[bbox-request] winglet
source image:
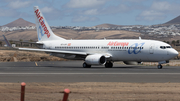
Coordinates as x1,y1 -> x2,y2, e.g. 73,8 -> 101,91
3,35 -> 12,48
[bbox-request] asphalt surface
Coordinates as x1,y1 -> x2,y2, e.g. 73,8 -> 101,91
0,61 -> 180,82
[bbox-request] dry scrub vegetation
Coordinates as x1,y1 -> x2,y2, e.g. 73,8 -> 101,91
0,82 -> 180,101
0,49 -> 65,62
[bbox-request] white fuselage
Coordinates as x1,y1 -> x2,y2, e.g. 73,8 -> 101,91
41,39 -> 178,62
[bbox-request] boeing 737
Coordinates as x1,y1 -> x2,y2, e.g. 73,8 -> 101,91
3,6 -> 179,69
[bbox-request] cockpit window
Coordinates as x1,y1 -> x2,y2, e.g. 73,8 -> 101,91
166,46 -> 171,48
160,46 -> 172,49
160,46 -> 165,49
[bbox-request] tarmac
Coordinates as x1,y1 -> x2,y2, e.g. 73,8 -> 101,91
0,61 -> 180,82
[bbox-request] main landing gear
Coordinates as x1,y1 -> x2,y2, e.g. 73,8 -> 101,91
83,62 -> 91,68
82,61 -> 113,68
157,64 -> 162,69
105,61 -> 113,68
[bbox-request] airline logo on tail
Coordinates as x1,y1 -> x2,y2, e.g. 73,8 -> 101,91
35,9 -> 50,38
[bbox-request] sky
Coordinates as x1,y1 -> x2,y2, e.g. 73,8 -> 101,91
1,0 -> 180,27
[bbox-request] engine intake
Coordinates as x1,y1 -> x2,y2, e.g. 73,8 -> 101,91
85,54 -> 106,65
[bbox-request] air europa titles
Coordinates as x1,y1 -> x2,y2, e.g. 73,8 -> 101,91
35,9 -> 50,38
107,41 -> 129,47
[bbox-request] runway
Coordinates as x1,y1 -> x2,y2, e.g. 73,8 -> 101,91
0,61 -> 180,82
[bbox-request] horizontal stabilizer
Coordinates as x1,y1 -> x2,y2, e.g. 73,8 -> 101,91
3,35 -> 12,48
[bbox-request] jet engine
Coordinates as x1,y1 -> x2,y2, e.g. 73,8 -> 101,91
85,54 -> 106,65
123,61 -> 142,65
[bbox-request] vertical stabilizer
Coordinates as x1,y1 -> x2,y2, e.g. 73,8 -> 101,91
34,6 -> 66,41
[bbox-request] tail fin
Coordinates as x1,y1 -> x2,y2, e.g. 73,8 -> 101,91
34,6 -> 66,41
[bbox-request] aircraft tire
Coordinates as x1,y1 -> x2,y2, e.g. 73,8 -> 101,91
105,62 -> 113,68
83,62 -> 91,68
157,64 -> 162,69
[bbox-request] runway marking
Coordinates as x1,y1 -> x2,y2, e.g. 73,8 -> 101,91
0,73 -> 180,75
35,62 -> 38,66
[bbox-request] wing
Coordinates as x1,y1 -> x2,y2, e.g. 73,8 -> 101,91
3,35 -> 112,58
18,47 -> 112,58
18,47 -> 87,55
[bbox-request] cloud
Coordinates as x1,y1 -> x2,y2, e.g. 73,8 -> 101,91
137,1 -> 180,21
83,9 -> 98,15
65,0 -> 132,23
81,4 -> 130,16
37,6 -> 64,20
137,10 -> 165,21
122,0 -> 146,2
100,4 -> 130,15
151,1 -> 180,11
72,16 -> 99,22
0,8 -> 31,19
0,8 -> 18,17
151,1 -> 171,11
8,0 -> 32,9
41,7 -> 54,13
64,0 -> 108,8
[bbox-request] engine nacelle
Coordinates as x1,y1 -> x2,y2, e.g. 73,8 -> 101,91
123,61 -> 141,65
85,54 -> 106,65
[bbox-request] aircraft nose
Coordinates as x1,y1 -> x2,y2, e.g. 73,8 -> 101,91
170,49 -> 179,57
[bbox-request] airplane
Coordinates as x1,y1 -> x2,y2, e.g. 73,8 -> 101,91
3,6 -> 179,69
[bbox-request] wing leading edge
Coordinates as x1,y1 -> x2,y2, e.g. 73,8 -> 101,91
3,35 -> 111,59
18,47 -> 87,55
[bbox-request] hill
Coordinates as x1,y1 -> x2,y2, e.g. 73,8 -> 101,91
3,18 -> 35,27
96,15 -> 180,26
0,29 -> 180,45
95,23 -> 122,28
164,15 -> 180,25
0,29 -> 141,41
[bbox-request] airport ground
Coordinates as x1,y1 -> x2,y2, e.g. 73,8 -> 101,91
1,82 -> 180,101
0,49 -> 180,101
0,61 -> 180,101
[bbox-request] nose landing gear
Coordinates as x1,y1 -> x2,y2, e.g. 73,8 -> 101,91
157,60 -> 169,69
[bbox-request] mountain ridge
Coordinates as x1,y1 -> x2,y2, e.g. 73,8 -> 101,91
3,18 -> 35,27
95,23 -> 123,28
164,16 -> 180,25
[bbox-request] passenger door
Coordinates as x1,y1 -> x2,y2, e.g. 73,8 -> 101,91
149,44 -> 154,54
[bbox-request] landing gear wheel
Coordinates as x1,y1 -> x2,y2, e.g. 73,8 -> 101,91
157,64 -> 162,69
83,62 -> 91,68
105,62 -> 113,68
